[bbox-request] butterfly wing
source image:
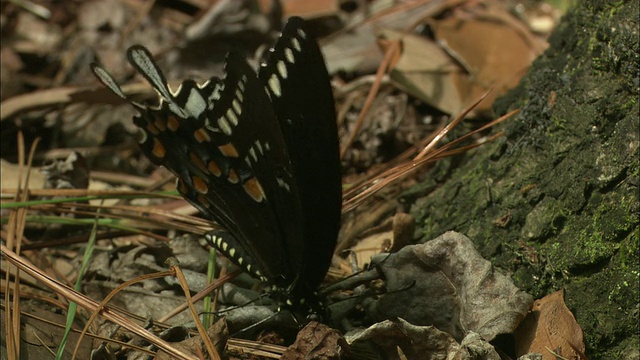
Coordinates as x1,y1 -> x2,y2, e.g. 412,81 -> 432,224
259,17 -> 342,292
91,17 -> 340,300
92,47 -> 302,286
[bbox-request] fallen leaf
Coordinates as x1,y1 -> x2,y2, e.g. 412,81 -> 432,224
430,11 -> 546,114
380,29 -> 466,115
350,212 -> 415,268
1,159 -> 47,190
281,321 -> 348,360
345,318 -> 501,360
367,231 -> 533,341
515,289 -> 587,360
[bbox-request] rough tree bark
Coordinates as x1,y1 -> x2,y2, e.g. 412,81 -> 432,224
408,1 -> 638,358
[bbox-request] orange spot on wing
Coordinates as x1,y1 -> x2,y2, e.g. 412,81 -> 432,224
243,178 -> 265,202
192,175 -> 208,194
167,116 -> 180,131
194,128 -> 211,143
227,169 -> 239,184
190,152 -> 208,173
154,117 -> 167,131
177,178 -> 188,195
146,123 -> 160,135
208,160 -> 221,177
218,143 -> 239,157
152,139 -> 166,158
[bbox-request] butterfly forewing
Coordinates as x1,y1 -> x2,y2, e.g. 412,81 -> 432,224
259,18 -> 341,291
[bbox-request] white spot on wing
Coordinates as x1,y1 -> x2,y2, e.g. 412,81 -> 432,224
268,74 -> 281,97
185,88 -> 206,117
232,99 -> 241,115
277,61 -> 288,79
218,116 -> 232,135
208,85 -> 222,103
277,177 -> 291,192
226,108 -> 238,126
291,38 -> 301,51
285,48 -> 295,63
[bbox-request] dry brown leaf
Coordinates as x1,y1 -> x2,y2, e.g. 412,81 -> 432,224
281,321 -> 348,360
322,1 -> 458,74
156,319 -> 228,360
380,29 -> 466,115
345,319 -> 501,360
1,159 -> 47,191
14,303 -> 94,359
515,289 -> 587,360
430,13 -> 546,114
368,231 -> 533,342
349,212 -> 415,268
278,0 -> 339,19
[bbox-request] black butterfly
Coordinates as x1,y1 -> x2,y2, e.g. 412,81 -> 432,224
91,17 -> 341,316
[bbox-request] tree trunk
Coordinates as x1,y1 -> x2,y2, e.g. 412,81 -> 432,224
410,0 -> 638,357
